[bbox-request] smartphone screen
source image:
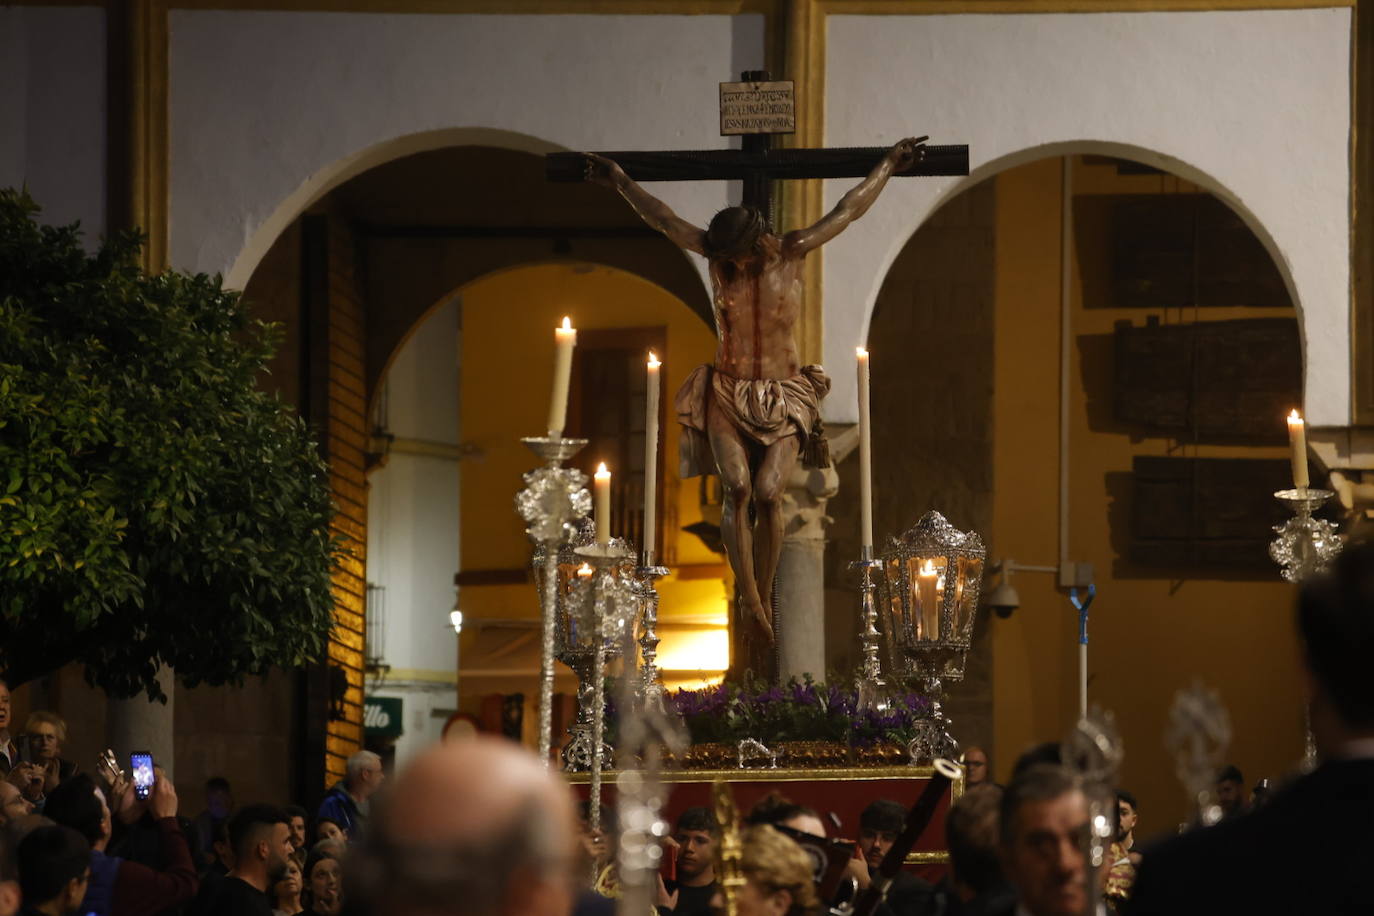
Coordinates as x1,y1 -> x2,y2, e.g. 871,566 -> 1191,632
130,752 -> 154,800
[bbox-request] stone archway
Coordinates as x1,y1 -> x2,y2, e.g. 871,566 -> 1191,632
825,150 -> 1303,824
239,140 -> 720,773
856,141 -> 1305,363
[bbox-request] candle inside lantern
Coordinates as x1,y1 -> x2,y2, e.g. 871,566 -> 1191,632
1287,409 -> 1309,490
572,563 -> 593,643
857,347 -> 874,550
594,463 -> 612,546
644,351 -> 661,560
916,559 -> 942,641
548,316 -> 577,437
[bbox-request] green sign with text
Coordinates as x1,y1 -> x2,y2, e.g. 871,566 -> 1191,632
363,696 -> 403,737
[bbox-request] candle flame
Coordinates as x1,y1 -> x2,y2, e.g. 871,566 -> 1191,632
856,346 -> 868,358
561,316 -> 572,331
1288,409 -> 1303,424
648,350 -> 661,368
576,563 -> 593,578
595,462 -> 610,478
919,559 -> 937,576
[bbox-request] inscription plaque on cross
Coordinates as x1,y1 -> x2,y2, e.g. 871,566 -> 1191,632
548,71 -> 968,682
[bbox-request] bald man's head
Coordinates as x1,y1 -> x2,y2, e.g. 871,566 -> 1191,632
347,737 -> 577,916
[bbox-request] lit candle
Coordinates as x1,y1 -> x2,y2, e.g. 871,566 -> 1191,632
917,560 -> 942,641
595,463 -> 612,546
548,317 -> 577,436
643,352 -> 661,561
857,347 -> 874,550
1287,409 -> 1309,490
572,563 -> 593,643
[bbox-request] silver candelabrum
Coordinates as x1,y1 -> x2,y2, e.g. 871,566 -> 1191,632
566,538 -> 637,837
852,544 -> 888,713
1165,681 -> 1232,827
532,522 -> 636,774
1064,707 -> 1124,913
515,435 -> 591,767
613,566 -> 688,916
633,554 -> 670,710
1269,487 -> 1342,583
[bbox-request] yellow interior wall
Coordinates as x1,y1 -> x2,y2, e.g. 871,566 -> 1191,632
457,262 -> 727,728
991,157 -> 1305,832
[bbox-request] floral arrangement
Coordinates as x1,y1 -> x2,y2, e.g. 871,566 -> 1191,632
663,676 -> 931,749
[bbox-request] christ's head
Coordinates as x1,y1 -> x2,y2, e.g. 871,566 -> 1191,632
706,206 -> 767,261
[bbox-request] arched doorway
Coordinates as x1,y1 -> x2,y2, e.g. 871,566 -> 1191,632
829,153 -> 1303,829
240,142 -> 721,773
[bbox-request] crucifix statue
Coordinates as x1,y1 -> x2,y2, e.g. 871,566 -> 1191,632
549,72 -> 968,655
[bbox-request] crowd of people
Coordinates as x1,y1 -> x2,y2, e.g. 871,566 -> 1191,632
0,717 -> 385,916
0,538 -> 1370,915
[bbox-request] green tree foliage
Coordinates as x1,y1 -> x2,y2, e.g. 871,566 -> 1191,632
0,189 -> 339,699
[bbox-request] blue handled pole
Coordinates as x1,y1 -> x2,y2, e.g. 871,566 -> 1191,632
1069,585 -> 1096,719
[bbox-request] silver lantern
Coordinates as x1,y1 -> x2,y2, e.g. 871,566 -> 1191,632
878,510 -> 985,761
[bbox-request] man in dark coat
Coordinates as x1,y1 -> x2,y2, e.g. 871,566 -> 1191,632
1129,539 -> 1374,914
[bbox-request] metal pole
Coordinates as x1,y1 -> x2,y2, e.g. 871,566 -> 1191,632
539,550 -> 559,765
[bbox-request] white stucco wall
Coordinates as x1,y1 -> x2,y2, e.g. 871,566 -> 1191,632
366,297 -> 462,679
0,6 -> 107,241
365,297 -> 461,767
825,9 -> 1352,426
168,11 -> 765,287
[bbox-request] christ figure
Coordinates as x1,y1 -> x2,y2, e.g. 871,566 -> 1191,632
588,138 -> 921,644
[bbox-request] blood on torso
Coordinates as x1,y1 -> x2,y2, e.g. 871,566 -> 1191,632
708,238 -> 803,381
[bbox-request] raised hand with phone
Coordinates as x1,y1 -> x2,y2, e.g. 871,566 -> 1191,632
131,751 -> 154,800
45,762 -> 198,916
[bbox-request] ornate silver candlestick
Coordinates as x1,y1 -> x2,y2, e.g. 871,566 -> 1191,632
613,583 -> 688,916
852,545 -> 888,713
1064,707 -> 1123,915
569,539 -> 636,835
634,550 -> 670,708
1165,681 -> 1232,827
554,531 -> 634,773
516,435 -> 590,766
1270,487 -> 1341,583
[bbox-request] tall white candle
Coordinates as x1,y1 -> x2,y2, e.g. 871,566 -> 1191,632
595,463 -> 612,546
917,560 -> 942,640
547,317 -> 577,436
857,347 -> 874,550
1287,409 -> 1309,490
643,352 -> 661,560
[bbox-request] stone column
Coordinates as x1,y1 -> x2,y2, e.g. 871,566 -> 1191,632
776,462 -> 840,681
107,668 -> 175,775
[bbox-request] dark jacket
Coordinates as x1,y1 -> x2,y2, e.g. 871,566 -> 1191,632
316,783 -> 363,839
1129,758 -> 1374,915
81,817 -> 199,916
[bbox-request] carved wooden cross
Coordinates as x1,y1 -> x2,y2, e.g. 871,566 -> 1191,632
546,70 -> 969,228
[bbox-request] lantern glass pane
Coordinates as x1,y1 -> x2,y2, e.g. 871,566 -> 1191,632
954,555 -> 983,636
884,556 -> 910,645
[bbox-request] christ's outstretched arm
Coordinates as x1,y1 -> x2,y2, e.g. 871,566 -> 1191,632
782,137 -> 925,258
586,153 -> 709,256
